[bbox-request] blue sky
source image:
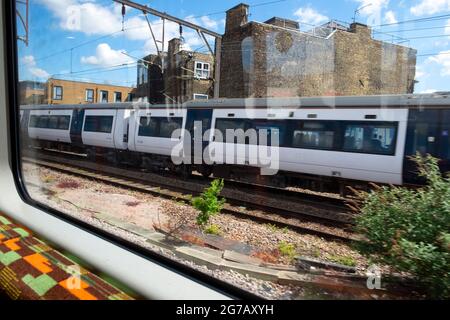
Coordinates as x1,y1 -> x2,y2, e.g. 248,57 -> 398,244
17,0 -> 450,93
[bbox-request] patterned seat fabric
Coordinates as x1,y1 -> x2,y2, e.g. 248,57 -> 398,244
0,213 -> 134,300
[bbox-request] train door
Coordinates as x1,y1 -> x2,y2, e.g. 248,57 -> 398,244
70,109 -> 85,147
184,109 -> 213,165
403,109 -> 441,184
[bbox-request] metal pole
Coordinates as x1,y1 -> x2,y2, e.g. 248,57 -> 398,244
214,38 -> 222,98
162,18 -> 165,69
113,0 -> 222,38
144,13 -> 161,58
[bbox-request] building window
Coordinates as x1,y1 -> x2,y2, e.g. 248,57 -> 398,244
194,62 -> 210,79
114,92 -> 122,102
193,94 -> 209,100
99,90 -> 108,103
85,89 -> 94,103
137,62 -> 148,85
53,86 -> 63,100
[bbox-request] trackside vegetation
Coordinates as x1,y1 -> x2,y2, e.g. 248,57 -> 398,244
353,154 -> 450,299
191,179 -> 226,229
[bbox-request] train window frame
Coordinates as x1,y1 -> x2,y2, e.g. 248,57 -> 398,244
341,121 -> 399,156
83,115 -> 114,134
138,116 -> 183,138
3,0 -> 263,300
290,120 -> 337,151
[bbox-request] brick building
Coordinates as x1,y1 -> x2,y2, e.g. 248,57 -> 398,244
45,78 -> 134,105
134,38 -> 215,104
19,81 -> 45,105
219,3 -> 417,98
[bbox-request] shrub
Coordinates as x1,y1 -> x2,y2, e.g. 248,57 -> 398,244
204,224 -> 221,235
191,179 -> 225,228
353,154 -> 450,298
327,255 -> 357,267
278,241 -> 296,260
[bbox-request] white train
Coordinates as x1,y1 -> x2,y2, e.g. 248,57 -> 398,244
19,94 -> 450,192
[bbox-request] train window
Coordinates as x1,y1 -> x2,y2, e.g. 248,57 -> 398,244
159,118 -> 183,138
48,116 -> 59,129
57,116 -> 71,130
84,116 -> 114,133
37,116 -> 49,128
29,115 -> 38,128
215,119 -> 246,135
139,117 -> 183,138
14,0 -> 450,302
342,122 -> 397,155
249,120 -> 286,146
138,117 -> 158,137
291,121 -> 336,150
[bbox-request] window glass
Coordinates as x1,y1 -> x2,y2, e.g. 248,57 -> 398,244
86,89 -> 94,102
53,86 -> 62,100
57,116 -> 71,130
343,122 -> 397,155
48,116 -> 59,129
159,118 -> 183,138
37,116 -> 49,128
194,62 -> 210,79
292,121 -> 336,150
114,92 -> 122,102
138,117 -> 158,137
29,115 -> 38,127
15,0 -> 450,301
249,120 -> 285,146
100,91 -> 108,103
84,116 -> 114,133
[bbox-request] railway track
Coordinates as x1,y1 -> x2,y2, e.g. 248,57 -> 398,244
22,149 -> 359,242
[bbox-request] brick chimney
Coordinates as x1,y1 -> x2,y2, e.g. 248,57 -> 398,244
349,22 -> 372,39
168,38 -> 182,56
225,3 -> 249,33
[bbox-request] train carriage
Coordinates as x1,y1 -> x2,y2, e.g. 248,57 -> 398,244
19,94 -> 450,190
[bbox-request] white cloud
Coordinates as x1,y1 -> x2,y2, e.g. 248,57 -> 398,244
427,50 -> 450,76
446,19 -> 450,35
355,0 -> 390,16
415,65 -> 428,79
410,0 -> 450,16
294,7 -> 329,26
384,10 -> 397,24
37,0 -> 219,55
21,55 -> 36,66
21,55 -> 50,79
81,43 -> 134,67
29,68 -> 50,79
420,89 -> 437,93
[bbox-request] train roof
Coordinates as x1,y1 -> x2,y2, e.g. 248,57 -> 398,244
19,93 -> 450,111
